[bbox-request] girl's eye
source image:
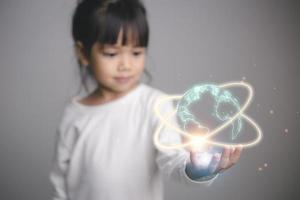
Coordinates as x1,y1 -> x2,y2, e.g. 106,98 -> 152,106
133,51 -> 143,56
103,52 -> 117,57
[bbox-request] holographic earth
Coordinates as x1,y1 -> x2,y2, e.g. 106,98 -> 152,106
177,83 -> 242,141
153,81 -> 262,151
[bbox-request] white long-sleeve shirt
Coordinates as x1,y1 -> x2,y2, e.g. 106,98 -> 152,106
49,83 -> 218,200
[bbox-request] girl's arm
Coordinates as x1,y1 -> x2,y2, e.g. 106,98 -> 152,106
49,127 -> 71,200
49,109 -> 76,200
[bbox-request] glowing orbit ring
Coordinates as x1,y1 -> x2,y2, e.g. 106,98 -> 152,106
153,81 -> 263,150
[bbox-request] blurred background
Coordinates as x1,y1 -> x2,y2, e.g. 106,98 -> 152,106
0,0 -> 299,199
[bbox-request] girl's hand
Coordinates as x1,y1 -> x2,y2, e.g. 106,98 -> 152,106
189,145 -> 243,174
213,146 -> 243,174
186,146 -> 242,181
185,121 -> 243,175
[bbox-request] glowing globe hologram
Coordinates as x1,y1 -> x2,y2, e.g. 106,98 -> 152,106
153,81 -> 263,151
177,83 -> 242,141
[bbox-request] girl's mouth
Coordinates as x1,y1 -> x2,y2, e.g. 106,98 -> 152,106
114,76 -> 132,84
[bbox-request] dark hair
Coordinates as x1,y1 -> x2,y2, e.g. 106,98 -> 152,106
72,0 -> 151,94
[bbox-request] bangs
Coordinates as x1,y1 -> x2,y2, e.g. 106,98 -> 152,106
96,1 -> 149,47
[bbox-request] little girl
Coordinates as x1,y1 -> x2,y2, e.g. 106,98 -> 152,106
49,0 -> 242,199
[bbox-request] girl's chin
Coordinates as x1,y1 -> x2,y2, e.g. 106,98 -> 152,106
112,81 -> 138,93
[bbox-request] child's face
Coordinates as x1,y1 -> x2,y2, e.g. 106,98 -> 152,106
88,29 -> 146,94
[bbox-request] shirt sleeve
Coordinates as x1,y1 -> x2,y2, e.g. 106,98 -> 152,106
151,92 -> 219,186
49,108 -> 77,200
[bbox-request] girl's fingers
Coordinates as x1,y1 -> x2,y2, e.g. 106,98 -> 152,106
230,146 -> 243,165
225,146 -> 243,169
216,147 -> 231,172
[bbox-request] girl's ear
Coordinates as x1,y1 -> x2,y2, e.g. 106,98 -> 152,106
75,41 -> 89,66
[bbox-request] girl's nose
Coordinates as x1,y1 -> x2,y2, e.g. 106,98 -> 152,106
118,54 -> 131,71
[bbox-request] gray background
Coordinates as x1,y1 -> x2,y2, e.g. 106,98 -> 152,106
0,0 -> 299,199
